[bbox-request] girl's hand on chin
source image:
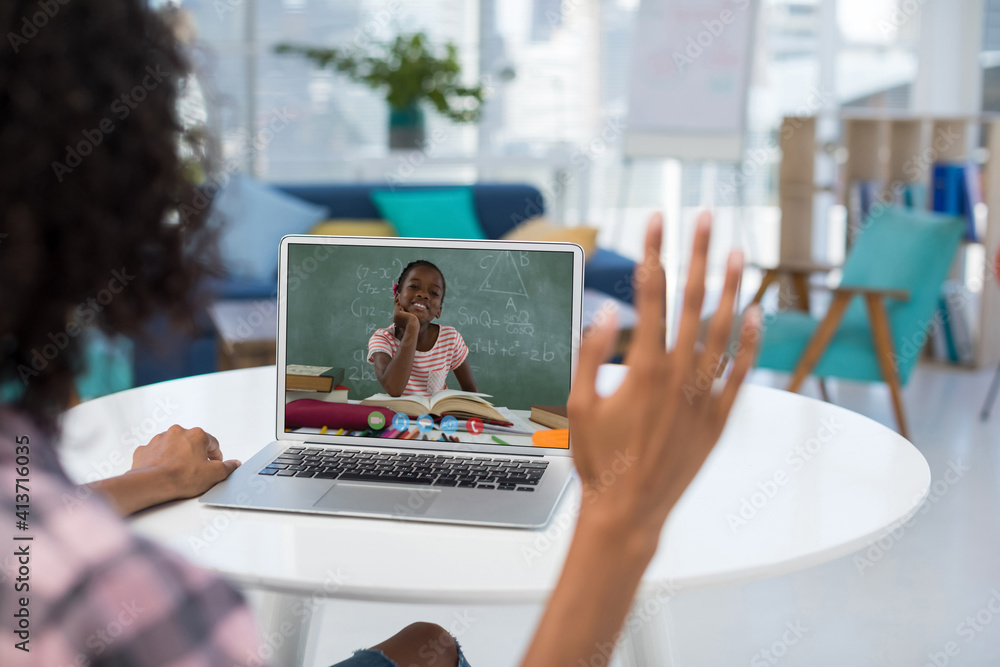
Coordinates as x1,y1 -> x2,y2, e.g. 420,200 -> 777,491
393,300 -> 420,334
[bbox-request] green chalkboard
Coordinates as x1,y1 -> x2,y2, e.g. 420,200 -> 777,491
284,243 -> 575,411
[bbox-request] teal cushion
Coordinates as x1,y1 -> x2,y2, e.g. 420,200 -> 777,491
210,174 -> 329,281
757,308 -> 887,384
1,329 -> 133,404
371,188 -> 486,239
75,330 -> 134,401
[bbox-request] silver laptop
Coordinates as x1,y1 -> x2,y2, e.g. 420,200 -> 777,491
200,234 -> 583,528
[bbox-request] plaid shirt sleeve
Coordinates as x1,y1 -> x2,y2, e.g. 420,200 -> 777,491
0,409 -> 266,667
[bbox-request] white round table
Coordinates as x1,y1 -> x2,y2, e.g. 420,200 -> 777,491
59,365 -> 930,666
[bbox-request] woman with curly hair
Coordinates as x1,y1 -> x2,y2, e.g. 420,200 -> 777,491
0,2 -> 468,665
0,1 -> 757,665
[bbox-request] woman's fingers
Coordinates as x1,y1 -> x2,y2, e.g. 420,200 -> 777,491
697,249 -> 743,384
626,213 -> 667,364
717,307 -> 760,416
571,309 -> 618,412
204,431 -> 223,461
673,212 -> 712,366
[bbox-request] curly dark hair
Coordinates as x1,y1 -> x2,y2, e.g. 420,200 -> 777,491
0,0 -> 217,430
395,260 -> 446,303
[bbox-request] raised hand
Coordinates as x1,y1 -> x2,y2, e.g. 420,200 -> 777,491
568,210 -> 760,534
522,211 -> 759,667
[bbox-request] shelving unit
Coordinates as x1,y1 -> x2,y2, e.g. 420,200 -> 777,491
777,112 -> 1000,368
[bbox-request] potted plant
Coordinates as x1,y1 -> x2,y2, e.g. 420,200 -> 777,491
275,33 -> 485,150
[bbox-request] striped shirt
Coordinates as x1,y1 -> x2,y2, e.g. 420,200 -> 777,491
367,324 -> 469,396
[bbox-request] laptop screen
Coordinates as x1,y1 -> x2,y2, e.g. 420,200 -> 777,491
280,239 -> 579,450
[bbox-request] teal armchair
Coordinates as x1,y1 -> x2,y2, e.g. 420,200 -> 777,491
751,208 -> 965,438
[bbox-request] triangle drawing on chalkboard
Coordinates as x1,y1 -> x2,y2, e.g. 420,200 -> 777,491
480,251 -> 528,297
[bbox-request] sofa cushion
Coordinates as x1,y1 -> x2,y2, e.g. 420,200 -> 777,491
371,188 -> 486,239
502,217 -> 598,259
584,248 -> 638,304
309,219 -> 396,237
210,174 -> 329,281
275,183 -> 545,240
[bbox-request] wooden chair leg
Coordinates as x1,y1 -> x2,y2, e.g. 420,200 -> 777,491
864,295 -> 910,440
791,271 -> 811,312
750,269 -> 778,307
788,293 -> 853,394
980,361 -> 1000,421
818,378 -> 831,403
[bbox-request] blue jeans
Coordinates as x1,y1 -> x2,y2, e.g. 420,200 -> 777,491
330,640 -> 472,667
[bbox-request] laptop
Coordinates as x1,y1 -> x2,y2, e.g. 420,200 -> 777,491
200,234 -> 583,528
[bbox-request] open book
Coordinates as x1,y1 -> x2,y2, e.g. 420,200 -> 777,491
360,389 -> 511,425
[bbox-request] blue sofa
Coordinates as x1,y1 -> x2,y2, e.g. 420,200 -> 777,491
133,182 -> 635,386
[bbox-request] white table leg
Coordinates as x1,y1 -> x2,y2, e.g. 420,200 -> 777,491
247,589 -> 317,667
617,592 -> 679,667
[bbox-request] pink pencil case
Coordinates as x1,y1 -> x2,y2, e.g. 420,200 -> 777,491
285,399 -> 394,431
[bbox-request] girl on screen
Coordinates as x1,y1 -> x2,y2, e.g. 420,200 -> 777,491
368,259 -> 478,396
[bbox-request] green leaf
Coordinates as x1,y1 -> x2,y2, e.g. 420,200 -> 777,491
270,31 -> 484,124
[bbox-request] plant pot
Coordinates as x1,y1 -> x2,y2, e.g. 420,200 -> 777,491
388,104 -> 425,150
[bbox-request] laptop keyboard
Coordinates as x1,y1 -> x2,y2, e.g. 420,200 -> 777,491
258,446 -> 548,492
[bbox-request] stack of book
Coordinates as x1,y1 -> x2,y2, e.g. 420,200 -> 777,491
285,365 -> 350,403
528,405 -> 568,429
928,281 -> 976,365
932,162 -> 982,241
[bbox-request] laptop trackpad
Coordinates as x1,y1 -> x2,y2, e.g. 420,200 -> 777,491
314,483 -> 440,516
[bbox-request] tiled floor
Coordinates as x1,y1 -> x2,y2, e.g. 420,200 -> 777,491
280,362 -> 999,667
